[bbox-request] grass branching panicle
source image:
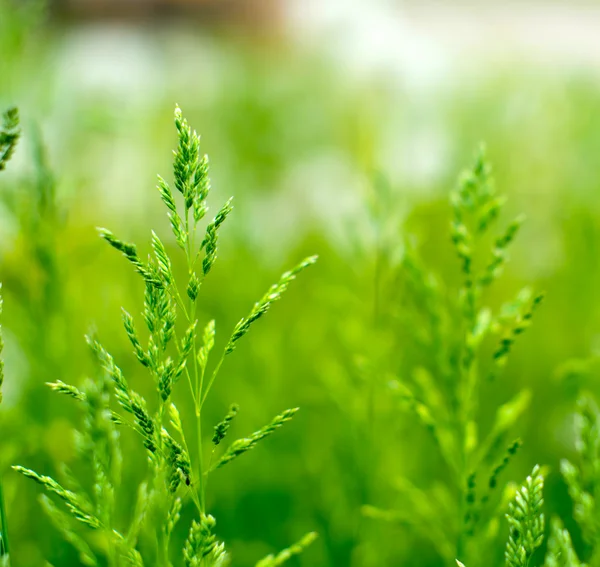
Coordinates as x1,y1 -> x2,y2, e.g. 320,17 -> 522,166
505,465 -> 545,567
366,147 -> 544,565
13,106 -> 317,566
0,106 -> 20,565
542,394 -> 600,566
561,396 -> 600,547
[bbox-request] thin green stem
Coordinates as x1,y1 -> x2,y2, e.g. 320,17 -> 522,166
196,410 -> 205,514
184,207 -> 206,515
157,525 -> 170,567
199,353 -> 226,409
106,529 -> 118,567
203,449 -> 216,495
177,418 -> 202,514
190,297 -> 205,514
0,478 -> 9,558
169,282 -> 189,321
198,355 -> 207,404
184,367 -> 198,410
172,331 -> 198,411
191,312 -> 200,410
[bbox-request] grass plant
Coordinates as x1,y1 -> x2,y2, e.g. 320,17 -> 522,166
2,18 -> 600,559
363,148 -> 544,565
12,107 -> 317,566
504,465 -> 545,567
541,395 -> 600,567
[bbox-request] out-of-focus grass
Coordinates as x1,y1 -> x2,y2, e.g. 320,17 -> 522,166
2,1 -> 600,565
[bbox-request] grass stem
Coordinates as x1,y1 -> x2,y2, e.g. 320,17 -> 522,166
0,478 -> 9,558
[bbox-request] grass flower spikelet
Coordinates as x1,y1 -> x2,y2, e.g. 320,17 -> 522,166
0,107 -> 19,171
215,408 -> 299,469
255,532 -> 318,567
225,256 -> 318,355
213,404 -> 239,446
505,465 -> 545,567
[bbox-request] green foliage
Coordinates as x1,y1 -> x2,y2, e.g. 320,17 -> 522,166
6,10 -> 600,562
543,518 -> 583,567
223,255 -> 318,357
0,105 -> 20,564
365,148 -> 544,565
0,108 -> 19,172
254,532 -> 319,567
562,397 -> 600,546
212,404 -> 239,446
12,466 -> 103,529
12,107 -> 317,566
542,395 -> 600,567
13,369 -> 122,565
183,515 -> 228,567
505,465 -> 545,567
214,408 -> 299,469
456,467 -> 546,567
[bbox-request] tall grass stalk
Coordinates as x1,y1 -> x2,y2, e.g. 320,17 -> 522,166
12,106 -> 317,566
363,147 -> 544,565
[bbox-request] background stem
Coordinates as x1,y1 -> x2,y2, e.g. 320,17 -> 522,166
0,477 -> 10,557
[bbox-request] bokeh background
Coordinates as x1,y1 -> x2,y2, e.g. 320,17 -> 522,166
2,0 -> 600,565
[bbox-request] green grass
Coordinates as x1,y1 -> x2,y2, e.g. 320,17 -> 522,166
0,105 -> 596,565
9,107 -> 317,566
5,1 -> 600,565
354,148 -> 545,566
3,103 -> 596,566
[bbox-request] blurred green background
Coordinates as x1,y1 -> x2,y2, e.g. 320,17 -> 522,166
2,0 -> 600,565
